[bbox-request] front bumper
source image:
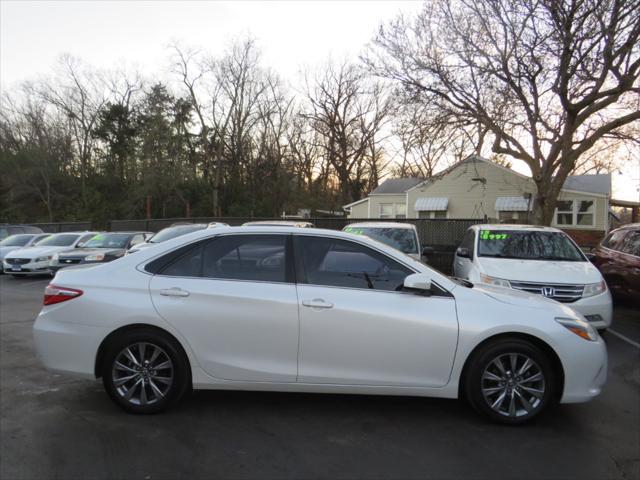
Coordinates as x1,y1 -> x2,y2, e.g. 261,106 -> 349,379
568,290 -> 613,330
559,334 -> 608,403
3,260 -> 52,275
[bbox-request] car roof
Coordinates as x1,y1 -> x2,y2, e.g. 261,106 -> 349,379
242,221 -> 314,226
99,231 -> 151,235
159,224 -> 207,230
471,224 -> 563,233
610,223 -> 640,232
344,222 -> 417,230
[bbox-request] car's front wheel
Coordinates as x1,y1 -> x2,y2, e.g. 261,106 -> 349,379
101,329 -> 190,414
465,339 -> 556,424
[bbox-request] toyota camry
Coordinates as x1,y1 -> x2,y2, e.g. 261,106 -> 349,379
33,226 -> 607,424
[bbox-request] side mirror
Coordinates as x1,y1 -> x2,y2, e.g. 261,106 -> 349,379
421,246 -> 435,256
76,242 -> 85,248
585,253 -> 596,262
456,247 -> 470,258
403,273 -> 432,295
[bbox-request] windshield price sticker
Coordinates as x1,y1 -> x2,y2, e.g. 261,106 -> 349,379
480,230 -> 509,240
344,227 -> 364,235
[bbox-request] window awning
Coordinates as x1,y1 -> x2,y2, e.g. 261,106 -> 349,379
414,197 -> 449,211
495,196 -> 531,211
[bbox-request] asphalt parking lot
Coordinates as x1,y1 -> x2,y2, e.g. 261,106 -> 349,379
0,274 -> 638,480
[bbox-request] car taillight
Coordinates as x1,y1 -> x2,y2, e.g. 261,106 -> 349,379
43,284 -> 83,306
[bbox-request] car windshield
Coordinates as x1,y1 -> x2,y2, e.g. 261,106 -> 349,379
149,225 -> 205,243
36,234 -> 80,247
343,226 -> 418,254
477,229 -> 585,261
82,233 -> 131,249
0,234 -> 33,247
33,235 -> 51,245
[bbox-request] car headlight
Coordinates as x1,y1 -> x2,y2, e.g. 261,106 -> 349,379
35,256 -> 52,262
85,253 -> 105,262
479,274 -> 511,288
583,280 -> 607,298
556,317 -> 598,341
51,254 -> 59,263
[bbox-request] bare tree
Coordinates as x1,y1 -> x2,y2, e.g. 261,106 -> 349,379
392,99 -> 484,178
29,55 -> 108,207
366,0 -> 640,224
303,60 -> 391,203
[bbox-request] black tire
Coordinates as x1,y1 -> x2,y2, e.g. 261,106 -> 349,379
101,328 -> 191,414
464,338 -> 556,425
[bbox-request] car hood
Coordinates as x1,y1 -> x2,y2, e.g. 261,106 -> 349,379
477,257 -> 602,284
0,246 -> 23,259
59,248 -> 125,258
472,283 -> 572,311
4,246 -> 72,259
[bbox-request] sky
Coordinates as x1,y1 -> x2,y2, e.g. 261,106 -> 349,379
1,0 -> 638,201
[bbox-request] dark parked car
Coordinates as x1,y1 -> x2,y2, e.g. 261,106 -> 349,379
50,232 -> 152,272
0,224 -> 43,241
590,223 -> 640,301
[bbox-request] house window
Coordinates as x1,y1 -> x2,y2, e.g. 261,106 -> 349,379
555,200 -> 595,227
577,200 -> 594,226
556,201 -> 574,225
379,203 -> 406,219
498,211 -> 527,224
396,204 -> 407,219
418,211 -> 447,219
380,204 -> 394,219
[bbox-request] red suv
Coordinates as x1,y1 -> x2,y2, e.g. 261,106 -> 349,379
590,224 -> 640,300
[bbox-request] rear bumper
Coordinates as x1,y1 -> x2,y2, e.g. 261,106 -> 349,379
33,310 -> 107,379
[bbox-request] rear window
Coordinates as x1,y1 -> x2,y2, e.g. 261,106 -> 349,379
149,225 -> 206,243
343,226 -> 418,254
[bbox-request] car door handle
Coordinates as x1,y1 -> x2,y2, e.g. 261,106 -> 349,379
160,287 -> 190,297
302,298 -> 334,309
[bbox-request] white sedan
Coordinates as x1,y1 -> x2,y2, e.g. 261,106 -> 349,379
0,233 -> 51,264
3,232 -> 99,276
33,226 -> 607,424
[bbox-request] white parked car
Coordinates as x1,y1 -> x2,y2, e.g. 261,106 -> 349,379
453,225 -> 613,331
3,232 -> 99,276
33,226 -> 606,424
343,222 -> 424,260
242,220 -> 315,228
0,233 -> 51,265
127,224 -> 208,254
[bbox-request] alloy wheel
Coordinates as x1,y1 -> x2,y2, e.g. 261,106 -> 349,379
111,342 -> 174,406
481,353 -> 546,418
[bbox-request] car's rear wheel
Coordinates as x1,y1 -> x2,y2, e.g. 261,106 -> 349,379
101,329 -> 190,414
465,339 -> 556,424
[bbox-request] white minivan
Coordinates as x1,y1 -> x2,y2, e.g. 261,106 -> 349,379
453,224 -> 612,331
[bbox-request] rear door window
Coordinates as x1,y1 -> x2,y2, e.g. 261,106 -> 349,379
202,235 -> 288,283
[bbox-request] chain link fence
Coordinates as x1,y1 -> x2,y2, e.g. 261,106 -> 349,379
31,222 -> 93,233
